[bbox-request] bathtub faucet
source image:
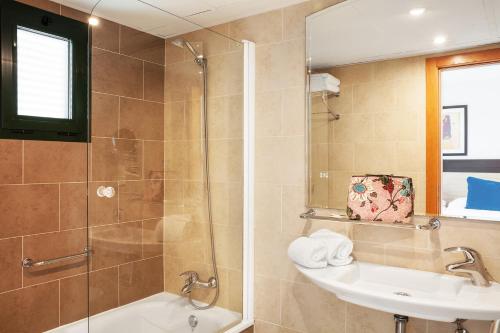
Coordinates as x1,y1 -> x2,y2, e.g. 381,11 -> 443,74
180,271 -> 217,294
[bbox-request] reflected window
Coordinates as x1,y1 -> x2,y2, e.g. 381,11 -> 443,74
0,1 -> 88,142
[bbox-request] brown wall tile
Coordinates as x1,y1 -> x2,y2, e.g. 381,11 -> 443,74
144,140 -> 164,180
90,267 -> 119,315
144,62 -> 165,103
23,229 -> 87,286
0,281 -> 59,333
118,256 -> 163,305
60,5 -> 88,22
91,137 -> 143,181
92,92 -> 119,137
60,274 -> 88,325
143,219 -> 163,258
0,184 -> 59,238
90,221 -> 142,270
92,48 -> 143,98
119,98 -> 164,141
24,141 -> 86,183
60,267 -> 120,324
0,139 -> 22,184
92,19 -> 120,52
60,182 -> 87,230
120,26 -> 165,65
119,180 -> 164,222
0,237 -> 22,292
16,0 -> 60,14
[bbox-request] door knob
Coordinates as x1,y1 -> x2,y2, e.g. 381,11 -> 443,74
96,186 -> 115,198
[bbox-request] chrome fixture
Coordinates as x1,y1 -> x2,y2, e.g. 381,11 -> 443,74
300,208 -> 441,230
22,247 -> 92,268
445,247 -> 492,287
180,271 -> 217,295
172,38 -> 219,310
188,315 -> 199,329
96,185 -> 115,198
171,38 -> 205,66
490,320 -> 500,333
454,319 -> 469,333
394,314 -> 408,333
416,217 -> 441,230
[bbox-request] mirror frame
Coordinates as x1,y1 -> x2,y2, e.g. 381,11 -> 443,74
426,48 -> 500,215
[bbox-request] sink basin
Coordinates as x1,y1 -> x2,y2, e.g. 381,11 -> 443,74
295,261 -> 500,322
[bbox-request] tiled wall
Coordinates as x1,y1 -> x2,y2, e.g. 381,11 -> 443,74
163,26 -> 244,313
229,1 -> 500,332
309,57 -> 427,213
0,1 -> 164,332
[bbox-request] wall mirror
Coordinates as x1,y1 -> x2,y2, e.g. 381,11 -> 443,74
306,0 -> 500,223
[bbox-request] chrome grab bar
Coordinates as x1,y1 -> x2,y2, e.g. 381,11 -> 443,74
22,247 -> 92,268
300,209 -> 441,230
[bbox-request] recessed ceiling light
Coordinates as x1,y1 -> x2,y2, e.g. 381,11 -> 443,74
409,8 -> 426,16
88,17 -> 99,26
433,35 -> 447,45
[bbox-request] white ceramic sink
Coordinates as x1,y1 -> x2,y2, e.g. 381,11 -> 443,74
295,261 -> 500,322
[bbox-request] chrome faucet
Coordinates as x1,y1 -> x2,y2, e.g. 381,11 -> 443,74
445,247 -> 492,287
180,271 -> 217,295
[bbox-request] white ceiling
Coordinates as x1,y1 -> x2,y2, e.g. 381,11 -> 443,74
55,0 -> 306,39
308,0 -> 500,68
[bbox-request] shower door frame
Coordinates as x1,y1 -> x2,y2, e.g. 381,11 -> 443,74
225,39 -> 255,333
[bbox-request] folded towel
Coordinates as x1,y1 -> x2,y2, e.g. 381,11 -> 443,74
330,256 -> 353,266
287,237 -> 328,268
309,229 -> 353,264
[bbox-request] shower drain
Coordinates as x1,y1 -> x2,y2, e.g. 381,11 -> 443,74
393,291 -> 411,297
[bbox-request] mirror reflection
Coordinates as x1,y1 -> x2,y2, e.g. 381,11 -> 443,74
306,0 -> 500,222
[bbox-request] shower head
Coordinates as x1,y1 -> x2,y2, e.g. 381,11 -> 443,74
171,38 -> 205,65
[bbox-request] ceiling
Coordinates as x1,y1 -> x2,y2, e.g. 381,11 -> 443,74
308,0 -> 500,68
55,0 -> 306,39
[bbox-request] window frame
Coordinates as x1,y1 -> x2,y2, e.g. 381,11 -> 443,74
0,0 -> 89,142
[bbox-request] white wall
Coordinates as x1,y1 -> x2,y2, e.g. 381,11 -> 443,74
441,63 -> 500,159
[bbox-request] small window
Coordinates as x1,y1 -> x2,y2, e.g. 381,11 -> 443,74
0,1 -> 88,142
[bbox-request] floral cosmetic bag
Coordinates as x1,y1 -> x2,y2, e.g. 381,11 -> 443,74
346,175 -> 415,223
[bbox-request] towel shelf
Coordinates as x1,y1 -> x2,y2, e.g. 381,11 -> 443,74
299,209 -> 441,230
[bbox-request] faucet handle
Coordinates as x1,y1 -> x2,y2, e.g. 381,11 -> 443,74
180,271 -> 199,282
444,247 -> 479,261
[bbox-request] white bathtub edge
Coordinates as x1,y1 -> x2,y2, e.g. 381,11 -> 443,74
223,319 -> 254,333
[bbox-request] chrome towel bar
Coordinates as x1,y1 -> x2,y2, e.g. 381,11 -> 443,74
300,209 -> 441,230
22,247 -> 92,268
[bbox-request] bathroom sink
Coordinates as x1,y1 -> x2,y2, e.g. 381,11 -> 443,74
295,261 -> 500,322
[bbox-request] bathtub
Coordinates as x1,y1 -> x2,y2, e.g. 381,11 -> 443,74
48,292 -> 242,333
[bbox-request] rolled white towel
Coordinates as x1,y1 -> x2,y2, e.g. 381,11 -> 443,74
287,237 -> 328,269
309,229 -> 353,264
330,256 -> 353,266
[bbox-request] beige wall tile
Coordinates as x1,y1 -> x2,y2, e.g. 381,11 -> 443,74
255,275 -> 281,323
280,280 -> 346,333
229,10 -> 283,45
